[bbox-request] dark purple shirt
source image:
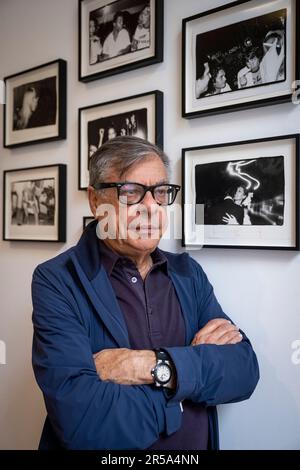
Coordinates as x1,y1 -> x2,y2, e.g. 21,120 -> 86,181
99,240 -> 209,450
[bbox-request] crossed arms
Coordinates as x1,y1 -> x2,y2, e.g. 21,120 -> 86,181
93,318 -> 243,388
32,261 -> 259,450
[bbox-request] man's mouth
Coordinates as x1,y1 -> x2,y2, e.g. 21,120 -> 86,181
137,226 -> 160,231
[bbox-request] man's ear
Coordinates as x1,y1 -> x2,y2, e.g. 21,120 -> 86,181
87,186 -> 98,217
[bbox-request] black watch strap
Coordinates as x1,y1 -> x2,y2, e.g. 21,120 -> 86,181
153,348 -> 170,361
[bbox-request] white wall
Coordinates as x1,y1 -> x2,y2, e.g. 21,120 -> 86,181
0,0 -> 299,450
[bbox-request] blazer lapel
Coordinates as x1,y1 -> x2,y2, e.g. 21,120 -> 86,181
164,252 -> 199,346
169,271 -> 195,345
70,223 -> 130,348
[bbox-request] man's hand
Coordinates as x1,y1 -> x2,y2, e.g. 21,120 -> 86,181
191,318 -> 243,346
222,213 -> 239,225
93,348 -> 156,385
239,73 -> 249,88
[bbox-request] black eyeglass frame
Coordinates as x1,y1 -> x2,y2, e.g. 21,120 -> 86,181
92,182 -> 181,206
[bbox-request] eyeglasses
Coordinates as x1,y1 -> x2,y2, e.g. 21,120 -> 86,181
93,182 -> 181,206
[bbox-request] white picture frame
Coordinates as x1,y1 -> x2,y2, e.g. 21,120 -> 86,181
182,135 -> 299,250
182,0 -> 298,118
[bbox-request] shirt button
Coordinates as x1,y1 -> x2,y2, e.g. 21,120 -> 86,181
131,276 -> 138,284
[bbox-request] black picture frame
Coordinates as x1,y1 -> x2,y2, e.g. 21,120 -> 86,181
3,164 -> 67,242
182,0 -> 299,119
182,134 -> 300,250
83,216 -> 95,230
78,89 -> 163,190
79,0 -> 164,82
3,59 -> 67,148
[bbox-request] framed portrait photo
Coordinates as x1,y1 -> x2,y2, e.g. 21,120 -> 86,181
3,59 -> 67,148
182,135 -> 300,250
3,164 -> 67,242
78,90 -> 163,189
182,0 -> 299,118
83,216 -> 95,230
79,0 -> 163,82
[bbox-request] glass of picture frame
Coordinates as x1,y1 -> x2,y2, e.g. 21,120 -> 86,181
182,0 -> 299,118
182,134 -> 299,250
3,164 -> 67,242
3,59 -> 67,148
79,0 -> 164,82
78,90 -> 163,189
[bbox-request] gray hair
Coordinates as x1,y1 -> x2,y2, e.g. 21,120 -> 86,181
89,136 -> 170,186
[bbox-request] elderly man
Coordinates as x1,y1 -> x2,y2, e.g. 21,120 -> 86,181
32,136 -> 259,450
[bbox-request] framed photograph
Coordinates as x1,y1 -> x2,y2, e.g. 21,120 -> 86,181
3,164 -> 67,242
79,90 -> 163,189
182,135 -> 299,250
182,0 -> 299,118
4,59 -> 67,148
79,0 -> 163,82
83,216 -> 95,230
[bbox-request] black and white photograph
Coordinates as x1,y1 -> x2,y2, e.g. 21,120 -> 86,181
10,178 -> 56,227
13,77 -> 57,131
196,156 -> 285,227
183,0 -> 298,118
4,59 -> 66,147
79,0 -> 163,81
195,9 -> 286,99
89,1 -> 151,65
79,90 -> 163,189
182,135 -> 299,250
3,165 -> 67,242
88,107 -> 147,169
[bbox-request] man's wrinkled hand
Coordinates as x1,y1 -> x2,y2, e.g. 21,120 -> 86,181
191,318 -> 243,346
93,348 -> 156,385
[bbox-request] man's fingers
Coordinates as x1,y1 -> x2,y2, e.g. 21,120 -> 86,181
229,333 -> 243,345
192,330 -> 242,346
216,330 -> 243,345
207,323 -> 239,343
196,318 -> 231,336
191,320 -> 241,346
193,320 -> 235,342
192,321 -> 229,344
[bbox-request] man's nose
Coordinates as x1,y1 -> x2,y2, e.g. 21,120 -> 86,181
142,189 -> 158,210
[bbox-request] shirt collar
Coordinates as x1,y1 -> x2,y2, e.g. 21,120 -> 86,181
99,240 -> 169,276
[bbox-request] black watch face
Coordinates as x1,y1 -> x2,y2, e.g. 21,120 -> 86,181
156,363 -> 171,383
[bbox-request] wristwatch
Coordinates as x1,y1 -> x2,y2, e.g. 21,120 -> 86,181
151,349 -> 173,387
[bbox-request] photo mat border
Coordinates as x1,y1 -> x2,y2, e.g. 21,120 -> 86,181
3,164 -> 67,242
182,134 -> 300,251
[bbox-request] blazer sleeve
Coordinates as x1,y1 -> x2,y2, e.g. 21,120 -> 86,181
32,266 -> 182,450
164,257 -> 260,407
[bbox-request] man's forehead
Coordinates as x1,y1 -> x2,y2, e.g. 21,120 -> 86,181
121,165 -> 168,185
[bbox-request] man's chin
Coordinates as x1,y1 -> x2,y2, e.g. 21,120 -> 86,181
126,235 -> 161,251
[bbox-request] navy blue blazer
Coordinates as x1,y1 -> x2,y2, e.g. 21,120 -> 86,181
32,221 -> 259,450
